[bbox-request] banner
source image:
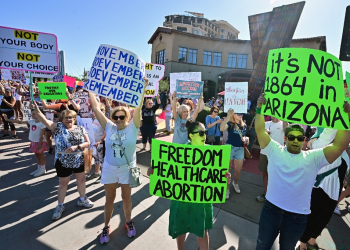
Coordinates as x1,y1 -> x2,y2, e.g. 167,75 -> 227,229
77,117 -> 95,146
170,72 -> 201,93
73,91 -> 89,116
149,140 -> 230,203
37,82 -> 68,100
23,101 -> 32,121
0,26 -> 58,73
175,80 -> 203,99
84,44 -> 146,107
224,82 -> 248,113
145,63 -> 165,97
263,48 -> 349,130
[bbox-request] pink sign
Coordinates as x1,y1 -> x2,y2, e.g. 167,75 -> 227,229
64,76 -> 76,87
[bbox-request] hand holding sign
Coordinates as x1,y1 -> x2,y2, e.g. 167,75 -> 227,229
257,94 -> 267,108
226,108 -> 234,117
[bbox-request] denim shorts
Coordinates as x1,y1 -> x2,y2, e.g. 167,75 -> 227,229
227,145 -> 244,160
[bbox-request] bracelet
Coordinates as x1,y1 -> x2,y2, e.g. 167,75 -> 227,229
256,107 -> 262,114
69,98 -> 73,100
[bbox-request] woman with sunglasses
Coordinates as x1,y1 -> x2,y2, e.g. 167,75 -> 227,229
140,94 -> 161,152
31,103 -> 94,221
88,77 -> 148,244
220,108 -> 248,198
172,91 -> 203,144
205,106 -> 223,145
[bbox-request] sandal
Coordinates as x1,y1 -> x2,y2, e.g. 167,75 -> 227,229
139,148 -> 146,152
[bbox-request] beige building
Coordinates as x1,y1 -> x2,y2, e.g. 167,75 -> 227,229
148,26 -> 326,100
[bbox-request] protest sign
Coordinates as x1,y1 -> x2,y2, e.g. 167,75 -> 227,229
175,80 -> 204,99
346,71 -> 350,85
23,101 -> 32,121
224,82 -> 248,113
53,75 -> 76,87
0,26 -> 58,73
73,91 -> 89,116
1,69 -> 12,80
145,63 -> 165,97
84,44 -> 146,107
53,75 -> 63,82
170,72 -> 201,93
149,140 -> 230,203
25,71 -> 54,79
77,117 -> 95,146
1,69 -> 26,83
37,82 -> 68,100
45,112 -> 54,122
262,48 -> 349,130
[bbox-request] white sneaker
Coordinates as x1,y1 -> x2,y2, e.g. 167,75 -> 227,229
30,168 -> 39,176
34,168 -> 46,177
334,206 -> 341,215
52,204 -> 65,220
226,190 -> 230,200
77,197 -> 94,208
348,205 -> 350,213
232,182 -> 241,194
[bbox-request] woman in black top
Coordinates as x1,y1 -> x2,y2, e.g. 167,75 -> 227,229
0,87 -> 17,139
140,95 -> 161,152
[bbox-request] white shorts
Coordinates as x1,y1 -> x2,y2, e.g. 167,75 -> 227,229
100,161 -> 130,185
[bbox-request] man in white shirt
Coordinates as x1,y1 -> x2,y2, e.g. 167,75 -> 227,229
256,117 -> 286,202
254,94 -> 350,250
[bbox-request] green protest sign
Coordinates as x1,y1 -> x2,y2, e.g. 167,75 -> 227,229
346,71 -> 350,86
262,48 -> 349,130
37,82 -> 68,100
149,139 -> 230,203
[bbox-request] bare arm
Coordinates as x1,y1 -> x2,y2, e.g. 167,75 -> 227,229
2,114 -> 28,124
2,96 -> 16,108
172,92 -> 178,120
30,102 -> 56,131
89,92 -> 107,130
191,94 -> 203,121
207,116 -> 221,129
255,94 -> 271,149
67,91 -> 80,110
133,77 -> 149,128
220,108 -> 234,132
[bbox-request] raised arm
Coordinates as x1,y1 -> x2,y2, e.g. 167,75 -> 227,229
30,102 -> 56,131
89,92 -> 108,130
172,91 -> 178,120
67,90 -> 80,111
133,77 -> 149,128
220,108 -> 233,132
2,114 -> 28,124
191,94 -> 203,121
255,94 -> 271,149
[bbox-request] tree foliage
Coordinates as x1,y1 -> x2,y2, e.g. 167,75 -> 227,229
158,78 -> 170,92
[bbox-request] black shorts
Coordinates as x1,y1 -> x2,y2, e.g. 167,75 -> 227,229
54,159 -> 84,178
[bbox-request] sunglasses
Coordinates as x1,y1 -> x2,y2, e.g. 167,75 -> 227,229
148,102 -> 153,105
236,114 -> 243,116
112,115 -> 125,120
192,130 -> 206,136
213,111 -> 218,113
63,116 -> 74,120
287,135 -> 305,142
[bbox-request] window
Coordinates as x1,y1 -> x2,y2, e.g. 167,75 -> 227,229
193,30 -> 198,34
177,27 -> 187,32
213,52 -> 222,67
200,31 -> 202,36
228,54 -> 237,68
221,29 -> 224,33
203,51 -> 212,66
156,50 -> 166,65
178,47 -> 187,62
221,35 -> 223,39
238,54 -> 248,68
188,49 -> 197,64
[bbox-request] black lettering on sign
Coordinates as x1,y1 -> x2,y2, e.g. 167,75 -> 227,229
286,101 -> 303,122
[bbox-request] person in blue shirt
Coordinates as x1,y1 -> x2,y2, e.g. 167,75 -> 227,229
205,106 -> 222,145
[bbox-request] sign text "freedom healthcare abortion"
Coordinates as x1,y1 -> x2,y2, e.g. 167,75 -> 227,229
84,45 -> 146,107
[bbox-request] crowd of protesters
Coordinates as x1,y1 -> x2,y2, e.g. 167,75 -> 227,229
1,77 -> 350,250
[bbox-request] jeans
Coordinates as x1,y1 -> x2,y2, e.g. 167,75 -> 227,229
256,201 -> 308,250
165,116 -> 171,132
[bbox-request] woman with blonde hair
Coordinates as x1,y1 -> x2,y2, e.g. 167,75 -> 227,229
89,78 -> 149,244
220,108 -> 248,199
31,104 -> 93,221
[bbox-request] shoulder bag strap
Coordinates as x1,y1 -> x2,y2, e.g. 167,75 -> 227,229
234,124 -> 244,142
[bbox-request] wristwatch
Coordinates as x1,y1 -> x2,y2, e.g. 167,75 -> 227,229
77,145 -> 81,150
69,98 -> 73,100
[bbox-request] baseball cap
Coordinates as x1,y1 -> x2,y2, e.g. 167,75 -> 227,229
5,87 -> 11,92
285,123 -> 305,136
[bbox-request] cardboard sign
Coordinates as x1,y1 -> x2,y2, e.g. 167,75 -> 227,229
84,44 -> 146,107
0,26 -> 58,73
77,117 -> 95,146
175,80 -> 204,99
145,63 -> 165,97
170,72 -> 201,93
37,82 -> 68,100
263,48 -> 349,130
73,91 -> 89,115
149,140 -> 230,203
23,101 -> 32,121
224,82 -> 248,113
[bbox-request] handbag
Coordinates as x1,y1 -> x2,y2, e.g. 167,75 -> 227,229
245,116 -> 255,137
234,124 -> 252,159
115,128 -> 142,188
207,117 -> 218,143
84,147 -> 93,173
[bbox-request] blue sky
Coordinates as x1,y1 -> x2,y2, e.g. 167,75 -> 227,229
1,0 -> 349,78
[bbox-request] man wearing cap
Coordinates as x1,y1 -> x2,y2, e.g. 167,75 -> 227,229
0,86 -> 17,139
254,94 -> 350,250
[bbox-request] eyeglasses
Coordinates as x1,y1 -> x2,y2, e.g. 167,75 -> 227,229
63,116 -> 74,120
213,111 -> 218,113
287,135 -> 305,142
236,114 -> 243,116
112,115 -> 125,120
100,109 -> 105,112
192,130 -> 206,137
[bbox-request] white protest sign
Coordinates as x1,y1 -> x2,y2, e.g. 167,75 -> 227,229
45,112 -> 54,122
23,101 -> 32,121
25,71 -> 55,79
224,82 -> 248,113
0,26 -> 58,73
84,44 -> 146,107
0,69 -> 26,83
73,91 -> 89,116
145,63 -> 165,97
1,69 -> 12,80
170,72 -> 201,93
24,78 -> 30,85
77,116 -> 95,146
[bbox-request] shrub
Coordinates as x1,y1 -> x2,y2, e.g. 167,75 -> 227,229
196,106 -> 226,124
